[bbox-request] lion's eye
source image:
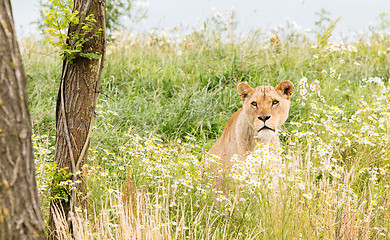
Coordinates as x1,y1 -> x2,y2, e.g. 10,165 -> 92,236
251,101 -> 257,107
272,100 -> 279,105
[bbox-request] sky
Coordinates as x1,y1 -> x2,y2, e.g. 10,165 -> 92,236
10,0 -> 390,38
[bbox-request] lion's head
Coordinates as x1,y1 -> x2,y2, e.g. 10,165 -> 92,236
237,80 -> 294,142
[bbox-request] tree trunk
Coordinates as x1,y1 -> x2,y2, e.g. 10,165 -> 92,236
0,1 -> 46,239
48,0 -> 106,238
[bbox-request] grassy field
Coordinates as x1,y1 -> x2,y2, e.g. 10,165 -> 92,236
24,17 -> 390,239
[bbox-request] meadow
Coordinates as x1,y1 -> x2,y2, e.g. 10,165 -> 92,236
24,13 -> 389,239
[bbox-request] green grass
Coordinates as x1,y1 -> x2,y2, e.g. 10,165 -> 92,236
26,20 -> 390,239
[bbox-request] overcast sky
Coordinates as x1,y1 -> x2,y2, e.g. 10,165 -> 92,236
10,0 -> 390,38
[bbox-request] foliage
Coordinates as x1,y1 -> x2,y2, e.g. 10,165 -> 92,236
316,17 -> 340,47
377,13 -> 390,32
24,14 -> 390,239
43,0 -> 102,61
49,167 -> 73,202
314,8 -> 331,32
106,0 -> 132,33
37,0 -> 132,37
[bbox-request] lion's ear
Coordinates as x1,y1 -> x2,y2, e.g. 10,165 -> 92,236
276,80 -> 294,100
237,82 -> 254,101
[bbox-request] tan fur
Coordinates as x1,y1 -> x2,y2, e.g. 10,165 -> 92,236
209,80 -> 294,167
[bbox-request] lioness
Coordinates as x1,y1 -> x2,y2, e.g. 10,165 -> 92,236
209,80 -> 294,167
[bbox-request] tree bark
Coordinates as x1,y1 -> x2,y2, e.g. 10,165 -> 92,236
0,1 -> 46,239
48,0 -> 106,238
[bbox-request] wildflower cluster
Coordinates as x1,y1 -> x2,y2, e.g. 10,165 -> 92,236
122,134 -> 214,199
28,14 -> 390,239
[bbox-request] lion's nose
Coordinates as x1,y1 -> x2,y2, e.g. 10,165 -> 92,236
258,115 -> 271,122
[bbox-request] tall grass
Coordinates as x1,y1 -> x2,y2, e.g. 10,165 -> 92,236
26,13 -> 390,239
